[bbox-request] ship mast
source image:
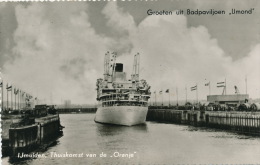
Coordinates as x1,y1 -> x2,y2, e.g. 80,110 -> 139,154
104,51 -> 110,81
131,53 -> 140,82
104,52 -> 117,83
111,52 -> 117,82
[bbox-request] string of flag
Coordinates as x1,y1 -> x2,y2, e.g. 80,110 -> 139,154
153,81 -> 227,94
0,80 -> 38,110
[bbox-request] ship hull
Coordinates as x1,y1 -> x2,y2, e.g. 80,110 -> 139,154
94,106 -> 148,126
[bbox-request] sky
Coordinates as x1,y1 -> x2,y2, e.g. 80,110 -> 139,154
0,0 -> 260,105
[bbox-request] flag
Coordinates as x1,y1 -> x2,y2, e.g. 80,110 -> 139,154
16,89 -> 20,94
165,89 -> 169,93
217,81 -> 225,88
190,85 -> 197,91
14,88 -> 19,95
205,82 -> 210,86
6,85 -> 12,91
234,85 -> 239,94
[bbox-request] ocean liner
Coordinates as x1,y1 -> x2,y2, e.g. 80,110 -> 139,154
94,52 -> 151,126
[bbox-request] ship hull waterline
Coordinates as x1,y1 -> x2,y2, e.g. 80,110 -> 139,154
94,106 -> 148,126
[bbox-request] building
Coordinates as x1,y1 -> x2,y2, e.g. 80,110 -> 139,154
64,100 -> 71,109
207,94 -> 249,106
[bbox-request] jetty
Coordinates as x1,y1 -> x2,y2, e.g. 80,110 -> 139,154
147,109 -> 260,136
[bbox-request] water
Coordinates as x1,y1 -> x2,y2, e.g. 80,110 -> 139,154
2,113 -> 260,165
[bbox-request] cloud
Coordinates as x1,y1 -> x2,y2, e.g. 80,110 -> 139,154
102,2 -> 136,54
102,3 -> 259,100
2,2 -> 260,105
0,3 -> 6,9
3,3 -> 111,104
127,14 -> 230,100
227,44 -> 260,96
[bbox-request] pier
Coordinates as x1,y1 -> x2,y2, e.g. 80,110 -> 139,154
147,109 -> 260,136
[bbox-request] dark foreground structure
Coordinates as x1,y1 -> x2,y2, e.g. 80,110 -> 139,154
1,105 -> 64,157
147,109 -> 260,136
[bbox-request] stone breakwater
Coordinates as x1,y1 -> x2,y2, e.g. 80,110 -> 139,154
146,109 -> 260,136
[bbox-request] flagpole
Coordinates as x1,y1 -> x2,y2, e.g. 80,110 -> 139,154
6,84 -> 8,110
18,90 -> 20,109
168,91 -> 170,107
11,87 -> 13,110
209,81 -> 211,95
21,91 -> 23,109
245,75 -> 247,95
14,88 -> 16,110
153,92 -> 155,106
196,83 -> 198,104
176,87 -> 178,106
1,80 -> 3,111
162,91 -> 163,107
155,92 -> 157,106
185,86 -> 187,103
22,92 -> 24,109
18,89 -> 20,110
224,78 -> 226,95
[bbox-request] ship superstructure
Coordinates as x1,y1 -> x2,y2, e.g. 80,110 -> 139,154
94,52 -> 151,126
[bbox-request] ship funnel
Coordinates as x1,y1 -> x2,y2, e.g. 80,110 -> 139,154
115,63 -> 123,72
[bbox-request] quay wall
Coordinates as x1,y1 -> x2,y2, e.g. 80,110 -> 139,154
35,115 -> 61,142
146,109 -> 260,135
9,124 -> 38,155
